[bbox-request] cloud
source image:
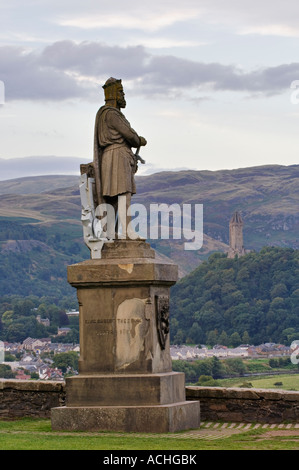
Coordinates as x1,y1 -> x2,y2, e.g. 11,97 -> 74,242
125,37 -> 207,49
57,10 -> 199,33
0,45 -> 87,101
51,0 -> 202,33
50,0 -> 299,40
239,25 -> 299,38
3,0 -> 299,49
40,41 -> 148,79
1,40 -> 298,102
137,55 -> 299,97
186,0 -> 299,37
48,0 -> 299,36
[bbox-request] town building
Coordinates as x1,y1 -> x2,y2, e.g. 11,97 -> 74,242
36,315 -> 50,327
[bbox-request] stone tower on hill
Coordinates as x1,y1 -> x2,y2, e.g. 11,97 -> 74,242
228,211 -> 246,259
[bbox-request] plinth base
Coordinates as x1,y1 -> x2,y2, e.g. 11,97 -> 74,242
64,372 -> 186,406
52,240 -> 201,433
51,401 -> 200,433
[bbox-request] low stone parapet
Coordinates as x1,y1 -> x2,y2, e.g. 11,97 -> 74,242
186,386 -> 299,423
1,380 -> 299,424
0,379 -> 65,419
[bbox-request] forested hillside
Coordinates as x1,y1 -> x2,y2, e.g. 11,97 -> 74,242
170,247 -> 299,346
0,295 -> 79,343
0,219 -> 88,297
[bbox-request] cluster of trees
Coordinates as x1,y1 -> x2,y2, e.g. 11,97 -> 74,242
170,247 -> 299,346
0,295 -> 79,343
172,356 -> 298,384
51,351 -> 79,373
0,363 -> 16,378
172,357 -> 248,383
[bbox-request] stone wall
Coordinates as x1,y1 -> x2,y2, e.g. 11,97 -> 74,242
186,386 -> 299,423
1,379 -> 299,424
0,379 -> 65,419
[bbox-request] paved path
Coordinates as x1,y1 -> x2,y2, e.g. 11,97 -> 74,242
138,422 -> 299,440
179,422 -> 299,440
105,422 -> 299,440
1,422 -> 299,440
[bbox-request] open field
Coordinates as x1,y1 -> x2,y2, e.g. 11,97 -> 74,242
218,373 -> 299,391
1,418 -> 299,451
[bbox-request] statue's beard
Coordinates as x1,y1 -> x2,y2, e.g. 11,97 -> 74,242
118,98 -> 126,108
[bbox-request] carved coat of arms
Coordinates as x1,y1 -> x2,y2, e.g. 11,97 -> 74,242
155,296 -> 170,350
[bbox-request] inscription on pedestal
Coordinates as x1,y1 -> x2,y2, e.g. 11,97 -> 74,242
84,318 -> 114,335
117,318 -> 142,336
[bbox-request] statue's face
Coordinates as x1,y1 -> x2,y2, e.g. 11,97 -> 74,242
117,86 -> 126,108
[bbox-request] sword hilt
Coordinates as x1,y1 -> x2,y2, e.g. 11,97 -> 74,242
135,147 -> 145,164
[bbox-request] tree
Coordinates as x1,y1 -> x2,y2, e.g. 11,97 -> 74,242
5,323 -> 26,342
211,356 -> 225,379
187,322 -> 204,344
270,283 -> 288,299
230,332 -> 241,348
52,351 -> 79,373
1,310 -> 14,326
30,372 -> 39,379
173,329 -> 185,345
269,358 -> 278,368
53,328 -> 79,344
4,353 -> 16,362
225,358 -> 247,376
0,364 -> 15,378
13,299 -> 35,317
198,301 -> 223,332
218,330 -> 229,346
207,330 -> 218,347
242,331 -> 250,344
196,375 -> 219,386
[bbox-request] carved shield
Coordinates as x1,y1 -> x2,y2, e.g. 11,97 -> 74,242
155,295 -> 170,350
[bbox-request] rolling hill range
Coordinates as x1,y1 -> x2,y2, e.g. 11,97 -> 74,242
0,175 -> 79,195
0,164 -> 297,298
134,164 -> 299,249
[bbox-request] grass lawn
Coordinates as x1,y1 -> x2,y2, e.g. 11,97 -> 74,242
1,418 -> 299,451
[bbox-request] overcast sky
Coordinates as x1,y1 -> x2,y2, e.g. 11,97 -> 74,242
0,0 -> 299,177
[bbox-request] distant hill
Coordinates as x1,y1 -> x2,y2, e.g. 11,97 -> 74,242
0,175 -> 79,195
0,164 -> 297,298
134,164 -> 299,250
0,156 -> 88,181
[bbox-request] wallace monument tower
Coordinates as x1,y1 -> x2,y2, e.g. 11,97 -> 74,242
51,78 -> 200,433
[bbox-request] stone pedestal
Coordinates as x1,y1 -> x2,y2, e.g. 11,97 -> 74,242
51,240 -> 200,432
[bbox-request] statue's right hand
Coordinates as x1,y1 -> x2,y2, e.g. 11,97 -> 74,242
139,136 -> 147,146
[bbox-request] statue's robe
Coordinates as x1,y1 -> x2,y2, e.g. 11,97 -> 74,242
93,106 -> 141,204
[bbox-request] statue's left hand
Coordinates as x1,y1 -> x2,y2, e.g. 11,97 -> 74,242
139,136 -> 147,146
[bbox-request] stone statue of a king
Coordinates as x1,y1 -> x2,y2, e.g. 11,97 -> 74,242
79,78 -> 147,256
93,77 -> 147,238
